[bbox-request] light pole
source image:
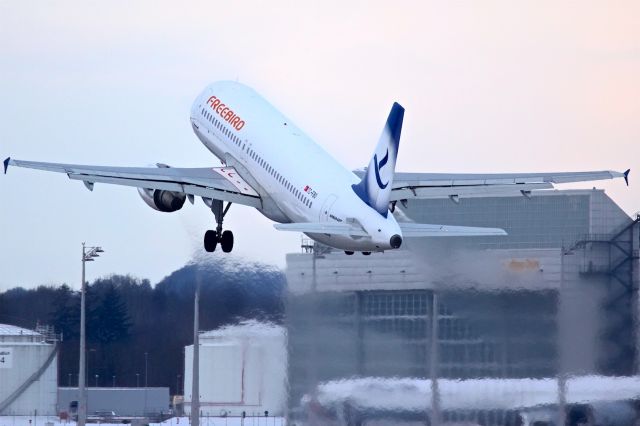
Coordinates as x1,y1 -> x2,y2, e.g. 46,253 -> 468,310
191,276 -> 201,426
78,243 -> 104,426
136,373 -> 140,387
144,352 -> 149,417
430,292 -> 441,426
95,374 -> 99,387
144,352 -> 148,387
88,348 -> 96,386
112,375 -> 116,387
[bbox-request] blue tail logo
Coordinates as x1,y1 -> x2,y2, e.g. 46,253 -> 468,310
351,102 -> 404,217
374,150 -> 389,189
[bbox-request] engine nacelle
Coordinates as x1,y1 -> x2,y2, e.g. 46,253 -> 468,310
137,188 -> 186,212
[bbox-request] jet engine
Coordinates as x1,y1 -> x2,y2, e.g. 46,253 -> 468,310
138,187 -> 186,212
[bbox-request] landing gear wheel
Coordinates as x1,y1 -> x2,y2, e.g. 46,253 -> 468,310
362,251 -> 371,256
204,230 -> 218,252
206,200 -> 234,254
344,251 -> 354,255
221,230 -> 234,253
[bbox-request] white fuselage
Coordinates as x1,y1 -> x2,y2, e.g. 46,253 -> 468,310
189,81 -> 401,251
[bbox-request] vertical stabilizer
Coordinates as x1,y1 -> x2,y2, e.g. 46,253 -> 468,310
352,102 -> 404,217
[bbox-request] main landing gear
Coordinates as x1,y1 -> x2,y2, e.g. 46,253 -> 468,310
344,251 -> 371,256
204,200 -> 234,253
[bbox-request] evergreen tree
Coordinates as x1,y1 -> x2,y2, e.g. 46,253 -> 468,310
50,284 -> 80,340
93,284 -> 131,344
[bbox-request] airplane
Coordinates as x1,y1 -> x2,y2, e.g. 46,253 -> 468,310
3,81 -> 630,255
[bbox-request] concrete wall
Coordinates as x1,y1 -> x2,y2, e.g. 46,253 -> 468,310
57,388 -> 170,416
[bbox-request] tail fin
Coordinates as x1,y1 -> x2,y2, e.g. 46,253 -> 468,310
352,102 -> 404,217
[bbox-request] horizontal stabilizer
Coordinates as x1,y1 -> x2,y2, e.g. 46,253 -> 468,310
399,222 -> 507,237
274,222 -> 369,237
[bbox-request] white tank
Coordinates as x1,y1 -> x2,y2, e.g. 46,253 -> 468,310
183,321 -> 286,417
0,324 -> 58,415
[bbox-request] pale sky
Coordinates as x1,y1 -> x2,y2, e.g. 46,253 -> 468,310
1,1 -> 638,289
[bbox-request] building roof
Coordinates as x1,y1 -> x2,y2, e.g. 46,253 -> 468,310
0,323 -> 41,337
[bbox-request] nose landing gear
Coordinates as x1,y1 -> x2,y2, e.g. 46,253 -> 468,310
204,200 -> 234,253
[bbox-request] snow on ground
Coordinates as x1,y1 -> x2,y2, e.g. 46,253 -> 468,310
159,417 -> 284,426
0,417 -> 285,426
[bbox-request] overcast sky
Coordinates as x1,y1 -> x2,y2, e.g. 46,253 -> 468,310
1,1 -> 638,290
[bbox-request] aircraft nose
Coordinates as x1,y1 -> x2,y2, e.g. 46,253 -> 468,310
390,234 -> 402,249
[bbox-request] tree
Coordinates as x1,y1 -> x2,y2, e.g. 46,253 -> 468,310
92,284 -> 131,344
50,284 -> 80,341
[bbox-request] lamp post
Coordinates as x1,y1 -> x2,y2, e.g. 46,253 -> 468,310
144,352 -> 149,417
144,352 -> 148,387
77,243 -> 104,426
191,276 -> 201,426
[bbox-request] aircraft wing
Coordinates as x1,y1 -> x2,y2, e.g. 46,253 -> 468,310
352,169 -> 630,201
3,158 -> 262,208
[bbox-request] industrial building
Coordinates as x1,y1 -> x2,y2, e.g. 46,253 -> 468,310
183,321 -> 286,418
285,189 -> 640,423
58,387 -> 170,418
0,324 -> 58,416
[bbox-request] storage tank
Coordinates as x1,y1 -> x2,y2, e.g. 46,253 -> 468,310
0,324 -> 58,415
184,321 -> 286,417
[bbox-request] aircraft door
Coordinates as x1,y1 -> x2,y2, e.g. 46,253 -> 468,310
319,194 -> 338,222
